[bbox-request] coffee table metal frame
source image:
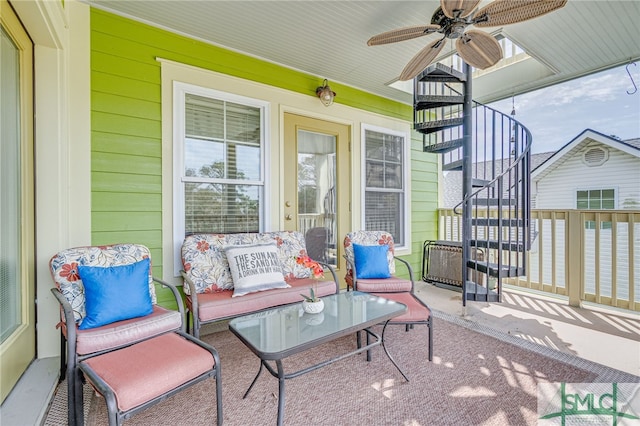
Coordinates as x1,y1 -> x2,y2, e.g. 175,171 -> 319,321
228,291 -> 407,426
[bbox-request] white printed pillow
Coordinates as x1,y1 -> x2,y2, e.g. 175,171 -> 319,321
224,243 -> 290,297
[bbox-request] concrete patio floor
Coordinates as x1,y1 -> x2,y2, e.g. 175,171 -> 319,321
413,280 -> 640,377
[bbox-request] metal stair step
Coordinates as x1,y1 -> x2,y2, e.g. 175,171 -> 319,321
423,138 -> 464,154
472,198 -> 517,206
416,63 -> 466,82
472,218 -> 524,227
415,117 -> 463,134
464,281 -> 500,302
415,94 -> 464,110
471,239 -> 526,252
467,260 -> 525,278
471,178 -> 491,187
442,159 -> 463,171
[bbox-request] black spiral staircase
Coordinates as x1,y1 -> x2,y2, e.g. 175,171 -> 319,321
416,63 -> 532,306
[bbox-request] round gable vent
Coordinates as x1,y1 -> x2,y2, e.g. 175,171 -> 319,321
583,147 -> 608,166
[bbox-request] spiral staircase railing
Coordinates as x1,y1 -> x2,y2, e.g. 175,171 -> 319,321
416,63 -> 532,305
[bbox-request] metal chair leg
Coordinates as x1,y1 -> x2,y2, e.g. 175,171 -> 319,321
428,317 -> 433,362
59,332 -> 67,382
66,364 -> 75,426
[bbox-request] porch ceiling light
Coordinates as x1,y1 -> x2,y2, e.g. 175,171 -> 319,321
316,79 -> 336,107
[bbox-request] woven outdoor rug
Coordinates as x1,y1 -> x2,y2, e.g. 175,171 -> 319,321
45,312 -> 637,426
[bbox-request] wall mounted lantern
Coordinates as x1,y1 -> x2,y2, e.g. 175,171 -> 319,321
316,79 -> 336,107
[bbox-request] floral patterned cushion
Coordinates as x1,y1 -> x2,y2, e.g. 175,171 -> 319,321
343,231 -> 396,278
181,231 -> 312,294
49,244 -> 156,324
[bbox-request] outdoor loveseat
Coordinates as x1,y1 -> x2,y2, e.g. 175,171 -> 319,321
181,231 -> 339,338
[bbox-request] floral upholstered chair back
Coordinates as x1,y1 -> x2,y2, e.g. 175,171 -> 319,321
49,244 -> 156,324
343,230 -> 397,279
181,231 -> 313,294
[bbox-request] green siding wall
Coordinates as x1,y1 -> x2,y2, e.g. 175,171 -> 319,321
408,135 -> 439,273
90,9 -> 438,304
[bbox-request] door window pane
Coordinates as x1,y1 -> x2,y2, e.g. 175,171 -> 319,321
297,130 -> 336,266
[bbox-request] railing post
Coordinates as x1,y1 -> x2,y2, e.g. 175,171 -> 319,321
461,62 -> 473,307
566,210 -> 583,307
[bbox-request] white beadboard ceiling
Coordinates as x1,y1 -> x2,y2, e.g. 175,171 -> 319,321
87,0 -> 640,105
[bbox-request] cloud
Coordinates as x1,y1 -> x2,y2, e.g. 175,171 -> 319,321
510,67 -> 636,112
486,65 -> 640,153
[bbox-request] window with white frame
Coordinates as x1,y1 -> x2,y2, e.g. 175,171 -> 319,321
362,125 -> 408,248
577,188 -> 615,229
174,84 -> 268,257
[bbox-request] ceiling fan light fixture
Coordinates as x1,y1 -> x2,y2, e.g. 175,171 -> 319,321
368,0 -> 568,80
316,79 -> 336,106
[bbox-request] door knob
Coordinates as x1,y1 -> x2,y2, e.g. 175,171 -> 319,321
285,214 -> 292,221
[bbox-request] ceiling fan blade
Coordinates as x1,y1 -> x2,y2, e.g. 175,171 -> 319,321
367,25 -> 441,46
473,0 -> 567,27
399,38 -> 446,81
440,0 -> 482,19
456,30 -> 503,70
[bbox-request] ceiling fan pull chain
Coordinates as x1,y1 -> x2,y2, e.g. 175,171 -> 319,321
625,61 -> 637,95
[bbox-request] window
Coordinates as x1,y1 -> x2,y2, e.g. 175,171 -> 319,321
1,25 -> 24,342
174,83 -> 268,271
577,189 -> 614,229
362,125 -> 409,248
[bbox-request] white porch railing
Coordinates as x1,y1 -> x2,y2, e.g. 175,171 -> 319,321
438,208 -> 640,311
298,213 -> 325,236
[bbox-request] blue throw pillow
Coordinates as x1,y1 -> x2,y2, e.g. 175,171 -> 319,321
78,258 -> 153,330
353,243 -> 391,279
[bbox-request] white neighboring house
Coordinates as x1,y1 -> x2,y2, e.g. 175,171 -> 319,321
532,129 -> 640,211
441,129 -> 639,300
442,129 -> 640,210
530,129 -> 640,299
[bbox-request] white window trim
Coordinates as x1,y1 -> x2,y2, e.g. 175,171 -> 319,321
360,123 -> 410,251
574,187 -> 618,210
172,81 -> 271,275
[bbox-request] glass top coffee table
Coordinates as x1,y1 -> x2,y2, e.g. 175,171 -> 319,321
228,291 -> 407,426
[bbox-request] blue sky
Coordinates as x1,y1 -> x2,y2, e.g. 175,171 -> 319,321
488,64 -> 640,154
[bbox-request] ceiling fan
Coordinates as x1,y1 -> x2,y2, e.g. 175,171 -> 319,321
368,0 -> 568,81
